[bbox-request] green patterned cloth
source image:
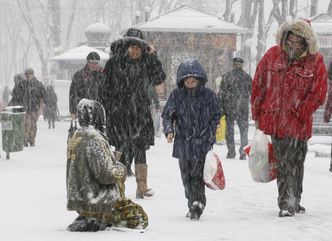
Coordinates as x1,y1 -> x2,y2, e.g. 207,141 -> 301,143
113,198 -> 148,229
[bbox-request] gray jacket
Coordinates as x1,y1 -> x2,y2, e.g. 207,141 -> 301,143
66,127 -> 120,213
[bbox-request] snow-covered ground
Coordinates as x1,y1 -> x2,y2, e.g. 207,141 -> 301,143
0,119 -> 332,241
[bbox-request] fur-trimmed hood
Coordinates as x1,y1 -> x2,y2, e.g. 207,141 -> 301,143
276,18 -> 319,55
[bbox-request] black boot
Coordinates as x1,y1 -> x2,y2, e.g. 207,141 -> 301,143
67,217 -> 104,232
127,165 -> 135,177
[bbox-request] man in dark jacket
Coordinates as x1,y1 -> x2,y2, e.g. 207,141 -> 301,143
218,57 -> 252,159
162,59 -> 221,220
99,29 -> 166,199
10,68 -> 46,146
323,62 -> 332,172
69,51 -> 103,119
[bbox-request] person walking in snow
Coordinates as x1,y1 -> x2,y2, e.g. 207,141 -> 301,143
69,51 -> 104,120
66,99 -> 148,231
162,59 -> 221,220
44,85 -> 58,129
251,18 -> 327,217
99,28 -> 166,199
218,57 -> 252,159
10,68 -> 46,147
323,62 -> 332,172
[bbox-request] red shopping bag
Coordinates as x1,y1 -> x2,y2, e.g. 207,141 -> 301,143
244,143 -> 278,182
203,151 -> 225,190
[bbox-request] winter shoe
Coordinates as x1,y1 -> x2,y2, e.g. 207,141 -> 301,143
186,211 -> 191,218
226,153 -> 236,159
67,217 -> 105,232
135,164 -> 154,199
190,201 -> 204,220
278,209 -> 294,217
239,154 -> 246,160
127,166 -> 135,177
296,205 -> 306,213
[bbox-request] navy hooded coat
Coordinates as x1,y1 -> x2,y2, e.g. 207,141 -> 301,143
162,59 -> 221,161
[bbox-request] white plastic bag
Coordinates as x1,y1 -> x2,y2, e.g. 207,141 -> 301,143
248,129 -> 270,182
203,151 -> 225,190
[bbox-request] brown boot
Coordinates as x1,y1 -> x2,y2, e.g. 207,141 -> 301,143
135,164 -> 154,199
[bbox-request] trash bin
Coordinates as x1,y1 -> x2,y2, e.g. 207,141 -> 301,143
1,106 -> 25,159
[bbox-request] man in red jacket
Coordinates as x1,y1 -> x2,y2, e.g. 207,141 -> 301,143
251,19 -> 327,217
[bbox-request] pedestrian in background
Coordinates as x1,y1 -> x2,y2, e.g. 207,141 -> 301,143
44,85 -> 58,129
218,57 -> 252,160
69,51 -> 103,120
10,68 -> 46,146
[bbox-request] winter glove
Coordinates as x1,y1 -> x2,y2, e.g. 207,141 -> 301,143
110,162 -> 125,179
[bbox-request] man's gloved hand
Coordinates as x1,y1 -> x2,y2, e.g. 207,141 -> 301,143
111,162 -> 125,179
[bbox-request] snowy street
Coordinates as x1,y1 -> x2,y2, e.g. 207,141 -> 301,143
0,119 -> 332,241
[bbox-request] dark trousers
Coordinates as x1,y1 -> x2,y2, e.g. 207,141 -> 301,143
178,159 -> 206,212
225,114 -> 249,156
271,136 -> 307,212
118,143 -> 146,167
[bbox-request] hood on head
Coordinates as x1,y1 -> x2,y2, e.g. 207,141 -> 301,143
77,99 -> 106,132
276,18 -> 318,55
176,59 -> 207,88
110,37 -> 149,56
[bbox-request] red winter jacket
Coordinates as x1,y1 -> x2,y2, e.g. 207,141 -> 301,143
251,45 -> 327,140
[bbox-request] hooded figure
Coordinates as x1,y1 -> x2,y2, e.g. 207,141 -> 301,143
99,32 -> 165,199
162,59 -> 221,220
251,19 -> 327,217
66,99 -> 148,231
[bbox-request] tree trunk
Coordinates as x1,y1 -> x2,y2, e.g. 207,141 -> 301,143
48,0 -> 61,49
328,0 -> 332,16
310,0 -> 318,17
65,0 -> 78,50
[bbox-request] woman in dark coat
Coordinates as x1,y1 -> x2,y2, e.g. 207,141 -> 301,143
99,34 -> 165,199
44,85 -> 58,129
162,59 -> 221,220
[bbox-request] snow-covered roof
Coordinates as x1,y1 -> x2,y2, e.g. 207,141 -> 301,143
49,45 -> 109,61
309,13 -> 332,34
132,5 -> 249,34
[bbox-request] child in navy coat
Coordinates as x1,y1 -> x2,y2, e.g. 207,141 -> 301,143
162,59 -> 221,220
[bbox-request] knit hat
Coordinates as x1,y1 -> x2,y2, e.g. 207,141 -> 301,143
25,68 -> 34,75
86,52 -> 100,62
232,57 -> 244,63
124,28 -> 144,40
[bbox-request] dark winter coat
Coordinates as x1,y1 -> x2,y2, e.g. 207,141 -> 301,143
162,59 -> 221,161
66,100 -> 121,213
69,65 -> 104,114
44,86 -> 58,121
323,62 -> 332,122
252,19 -> 327,140
99,37 -> 166,149
10,77 -> 46,113
218,68 -> 252,118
